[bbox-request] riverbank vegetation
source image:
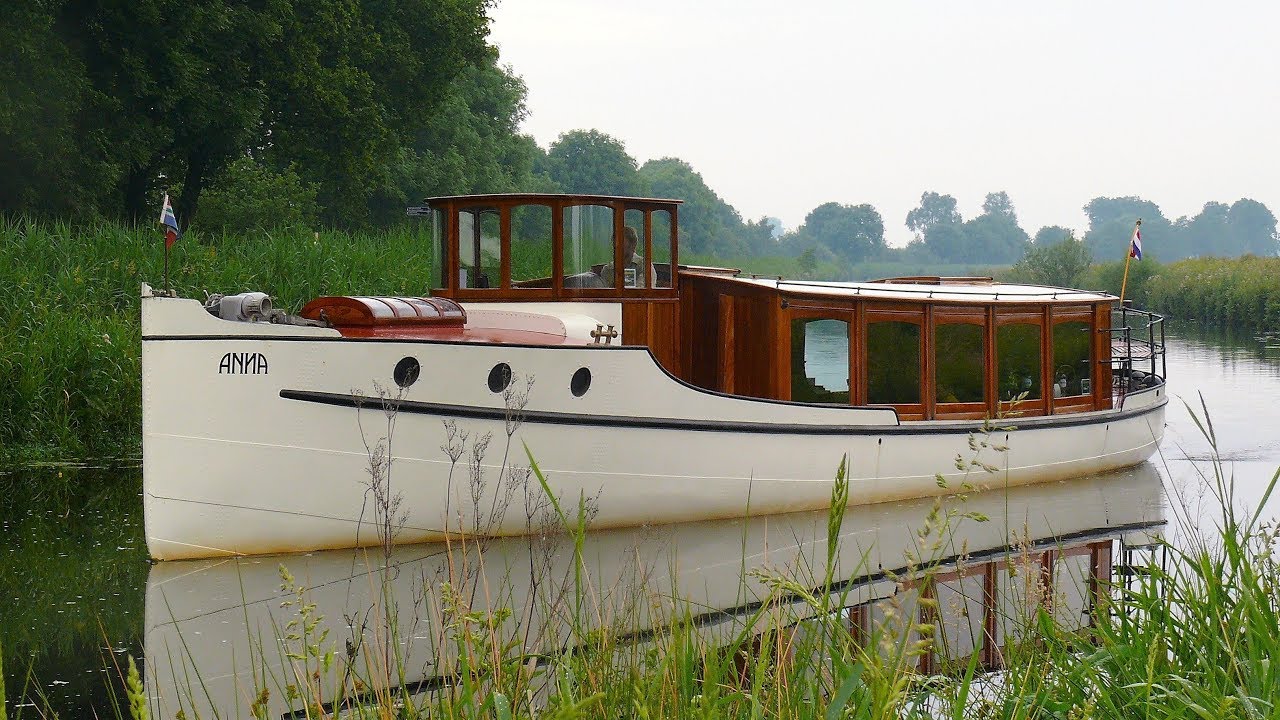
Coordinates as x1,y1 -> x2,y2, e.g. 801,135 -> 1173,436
1145,256 -> 1280,333
5,210 -> 1280,463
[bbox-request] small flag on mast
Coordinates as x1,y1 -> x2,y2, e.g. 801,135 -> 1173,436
1129,221 -> 1142,260
160,194 -> 181,248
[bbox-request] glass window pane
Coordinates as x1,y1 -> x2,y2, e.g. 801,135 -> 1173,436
432,208 -> 447,289
652,209 -> 673,288
511,205 -> 553,289
867,321 -> 920,404
459,208 -> 499,289
562,204 -> 614,289
1053,321 -> 1092,397
791,318 -> 850,404
620,208 -> 653,288
997,323 -> 1042,401
935,323 -> 985,404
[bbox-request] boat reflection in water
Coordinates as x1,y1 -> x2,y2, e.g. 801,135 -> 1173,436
144,463 -> 1165,718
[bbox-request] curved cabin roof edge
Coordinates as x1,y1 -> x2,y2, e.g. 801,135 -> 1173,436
720,276 -> 1118,305
423,192 -> 684,207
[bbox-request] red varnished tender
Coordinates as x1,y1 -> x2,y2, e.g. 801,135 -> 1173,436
334,325 -> 590,345
300,296 -> 466,327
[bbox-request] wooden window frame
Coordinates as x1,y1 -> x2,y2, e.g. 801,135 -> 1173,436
786,308 -> 854,406
865,305 -> 926,420
507,202 -> 557,299
932,307 -> 989,420
1050,306 -> 1096,414
995,308 -> 1048,417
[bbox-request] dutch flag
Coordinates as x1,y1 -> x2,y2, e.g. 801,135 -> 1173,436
1129,222 -> 1142,260
160,193 -> 181,249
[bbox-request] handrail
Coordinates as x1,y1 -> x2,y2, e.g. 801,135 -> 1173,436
1108,305 -> 1166,400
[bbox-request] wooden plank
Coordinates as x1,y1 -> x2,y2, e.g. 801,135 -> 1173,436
719,295 -> 736,393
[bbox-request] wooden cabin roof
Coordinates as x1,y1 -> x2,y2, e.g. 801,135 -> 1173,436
714,275 -> 1116,304
422,193 -> 683,208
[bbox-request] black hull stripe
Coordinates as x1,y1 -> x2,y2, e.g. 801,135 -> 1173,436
279,389 -> 1167,436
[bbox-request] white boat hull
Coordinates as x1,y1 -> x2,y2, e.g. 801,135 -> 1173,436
142,295 -> 1167,560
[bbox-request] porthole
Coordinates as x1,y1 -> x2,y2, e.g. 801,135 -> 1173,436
571,367 -> 592,397
393,356 -> 421,388
488,363 -> 513,393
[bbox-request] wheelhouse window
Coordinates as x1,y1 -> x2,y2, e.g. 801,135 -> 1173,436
458,207 -> 499,289
934,322 -> 985,404
432,208 -> 447,290
791,318 -> 850,404
511,204 -> 554,289
651,209 -> 674,289
997,322 -> 1042,402
1052,320 -> 1092,398
561,204 -> 614,289
867,320 -> 921,405
622,208 -> 653,288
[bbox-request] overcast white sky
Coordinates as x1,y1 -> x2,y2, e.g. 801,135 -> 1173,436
489,1 -> 1279,247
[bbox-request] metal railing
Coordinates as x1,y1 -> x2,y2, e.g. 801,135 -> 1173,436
1109,304 -> 1166,396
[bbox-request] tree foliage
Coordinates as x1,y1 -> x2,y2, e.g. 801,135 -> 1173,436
787,202 -> 886,264
543,130 -> 644,196
910,191 -> 1028,264
1081,196 -> 1277,262
1,0 -> 492,229
906,191 -> 961,240
1006,233 -> 1093,288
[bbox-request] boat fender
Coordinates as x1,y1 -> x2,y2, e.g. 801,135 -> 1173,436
205,292 -> 274,322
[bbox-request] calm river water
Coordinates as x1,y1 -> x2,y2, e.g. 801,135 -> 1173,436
3,322 -> 1280,716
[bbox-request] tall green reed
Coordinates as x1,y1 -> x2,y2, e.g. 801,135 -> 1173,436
0,217 -> 435,461
1,635 -> 6,720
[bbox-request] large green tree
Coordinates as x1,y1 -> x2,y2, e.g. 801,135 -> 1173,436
369,58 -> 541,224
639,157 -> 771,255
1082,196 -> 1172,261
2,0 -> 492,227
1226,199 -> 1278,257
906,191 -> 961,241
960,192 -> 1029,263
791,202 -> 886,263
1007,233 -> 1093,288
542,129 -> 644,196
0,2 -> 103,216
1032,225 -> 1076,247
254,0 -> 491,227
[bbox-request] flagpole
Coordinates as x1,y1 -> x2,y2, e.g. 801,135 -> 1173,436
1119,218 -> 1141,305
164,241 -> 170,295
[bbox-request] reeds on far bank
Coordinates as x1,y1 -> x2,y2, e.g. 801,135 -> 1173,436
0,217 -> 434,461
1145,255 -> 1280,333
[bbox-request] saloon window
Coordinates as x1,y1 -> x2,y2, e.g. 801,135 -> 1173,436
511,204 -> 554,289
561,204 -> 614,289
1052,320 -> 1092,397
791,318 -> 850,404
458,207 -> 499,289
867,320 -> 921,405
934,322 -> 985,404
997,322 -> 1042,401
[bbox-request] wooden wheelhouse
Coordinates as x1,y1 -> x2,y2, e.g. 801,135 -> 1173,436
415,193 -> 1143,421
